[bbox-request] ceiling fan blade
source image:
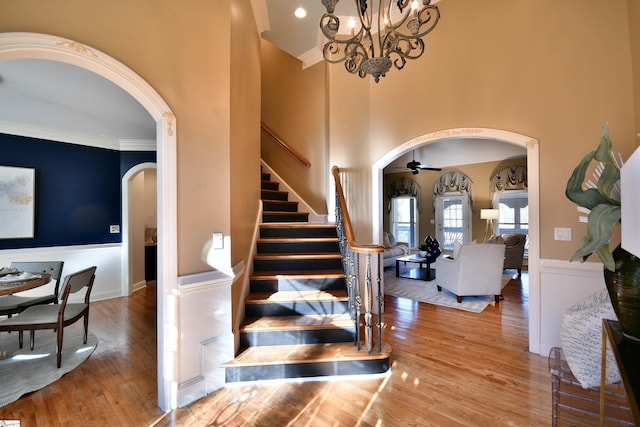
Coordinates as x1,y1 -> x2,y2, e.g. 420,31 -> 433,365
417,165 -> 442,171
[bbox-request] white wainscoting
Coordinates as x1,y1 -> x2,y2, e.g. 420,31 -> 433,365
176,270 -> 235,408
538,258 -> 607,356
0,244 -> 123,302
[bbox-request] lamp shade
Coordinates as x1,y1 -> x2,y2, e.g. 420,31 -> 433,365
481,209 -> 500,220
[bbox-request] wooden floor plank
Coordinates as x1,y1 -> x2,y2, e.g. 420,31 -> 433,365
0,270 -> 554,426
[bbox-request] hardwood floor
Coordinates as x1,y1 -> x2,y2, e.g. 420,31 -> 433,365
0,271 -> 553,426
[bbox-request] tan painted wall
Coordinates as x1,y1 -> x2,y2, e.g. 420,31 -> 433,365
230,0 -> 261,315
327,0 -> 637,265
0,0 -> 260,278
260,40 -> 327,214
384,158 -> 527,246
130,172 -> 146,285
327,65 -> 373,240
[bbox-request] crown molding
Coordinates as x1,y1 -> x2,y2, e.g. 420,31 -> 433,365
0,120 -> 119,150
119,138 -> 157,151
298,47 -> 324,70
251,0 -> 270,33
0,121 -> 156,151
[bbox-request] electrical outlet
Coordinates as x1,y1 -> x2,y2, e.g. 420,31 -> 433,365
110,225 -> 120,233
554,227 -> 571,241
213,232 -> 224,249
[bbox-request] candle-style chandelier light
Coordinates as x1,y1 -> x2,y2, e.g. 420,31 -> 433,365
319,0 -> 441,83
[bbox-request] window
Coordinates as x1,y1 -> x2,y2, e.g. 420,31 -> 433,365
495,191 -> 528,235
495,190 -> 529,255
391,197 -> 418,248
435,193 -> 471,250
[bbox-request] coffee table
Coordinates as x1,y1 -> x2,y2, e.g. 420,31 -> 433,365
395,254 -> 436,281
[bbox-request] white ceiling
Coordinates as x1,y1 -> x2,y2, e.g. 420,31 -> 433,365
0,58 -> 155,150
0,1 -> 525,166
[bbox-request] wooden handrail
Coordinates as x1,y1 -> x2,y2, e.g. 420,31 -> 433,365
331,166 -> 384,255
261,122 -> 311,168
332,165 -> 384,354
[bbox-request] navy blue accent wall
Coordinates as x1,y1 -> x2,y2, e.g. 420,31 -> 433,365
121,151 -> 157,176
1,133 -> 156,249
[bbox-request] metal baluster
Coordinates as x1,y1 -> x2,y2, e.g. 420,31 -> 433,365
377,252 -> 383,352
353,252 -> 361,351
363,253 -> 372,353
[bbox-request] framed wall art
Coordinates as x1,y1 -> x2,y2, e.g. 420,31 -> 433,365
0,166 -> 35,239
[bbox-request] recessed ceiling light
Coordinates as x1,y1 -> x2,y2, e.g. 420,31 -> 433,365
294,7 -> 307,19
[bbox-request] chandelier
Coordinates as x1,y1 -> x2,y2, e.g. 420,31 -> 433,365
319,0 -> 441,83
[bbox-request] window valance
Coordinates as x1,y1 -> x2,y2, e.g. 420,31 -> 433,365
489,165 -> 527,205
433,172 -> 474,210
387,178 -> 421,212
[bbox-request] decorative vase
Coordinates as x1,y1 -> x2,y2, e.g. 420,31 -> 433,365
603,244 -> 640,342
419,251 -> 428,257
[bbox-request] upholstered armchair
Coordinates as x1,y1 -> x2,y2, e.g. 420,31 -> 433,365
434,243 -> 506,303
490,233 -> 526,276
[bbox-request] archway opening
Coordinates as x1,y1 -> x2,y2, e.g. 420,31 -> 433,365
0,32 -> 178,410
372,128 -> 541,354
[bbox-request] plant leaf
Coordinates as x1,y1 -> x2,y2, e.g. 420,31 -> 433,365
569,204 -> 620,270
598,162 -> 621,204
594,123 -> 613,162
565,149 -> 609,209
595,245 -> 615,272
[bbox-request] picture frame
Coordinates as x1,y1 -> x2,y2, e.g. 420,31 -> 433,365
0,166 -> 35,239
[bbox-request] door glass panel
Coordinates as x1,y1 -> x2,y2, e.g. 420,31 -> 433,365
435,194 -> 470,251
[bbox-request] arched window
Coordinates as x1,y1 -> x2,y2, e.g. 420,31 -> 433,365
490,166 -> 528,253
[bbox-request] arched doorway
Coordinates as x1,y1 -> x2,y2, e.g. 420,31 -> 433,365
122,163 -> 157,296
0,32 -> 178,410
372,128 -> 542,354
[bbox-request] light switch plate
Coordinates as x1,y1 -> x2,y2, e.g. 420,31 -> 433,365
213,232 -> 224,249
110,225 -> 120,233
554,227 -> 571,241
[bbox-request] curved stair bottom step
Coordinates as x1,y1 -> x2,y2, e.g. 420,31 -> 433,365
223,343 -> 392,383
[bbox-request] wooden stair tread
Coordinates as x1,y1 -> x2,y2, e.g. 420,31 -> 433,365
262,200 -> 297,204
254,253 -> 341,260
263,211 -> 309,215
260,189 -> 287,196
257,237 -> 338,243
245,290 -> 348,303
250,270 -> 345,280
222,343 -> 392,367
260,223 -> 336,229
241,314 -> 353,331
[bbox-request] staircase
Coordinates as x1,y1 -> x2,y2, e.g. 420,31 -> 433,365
222,170 -> 391,383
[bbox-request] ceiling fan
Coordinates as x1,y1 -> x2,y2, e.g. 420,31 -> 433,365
405,151 -> 442,175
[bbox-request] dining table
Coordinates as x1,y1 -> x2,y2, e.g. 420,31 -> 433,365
0,270 -> 52,359
0,272 -> 52,296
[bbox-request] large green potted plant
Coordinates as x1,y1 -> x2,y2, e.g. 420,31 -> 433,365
565,123 -> 640,342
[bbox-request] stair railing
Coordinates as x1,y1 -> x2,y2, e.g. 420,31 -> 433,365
331,166 -> 384,354
261,122 -> 311,168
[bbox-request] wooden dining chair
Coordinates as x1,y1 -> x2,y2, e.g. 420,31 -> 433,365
0,266 -> 97,368
0,261 -> 65,317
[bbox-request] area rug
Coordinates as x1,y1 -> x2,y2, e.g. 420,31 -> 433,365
384,274 -> 512,313
0,327 -> 97,407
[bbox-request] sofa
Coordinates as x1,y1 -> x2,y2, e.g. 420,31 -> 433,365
489,233 -> 527,276
434,242 -> 506,303
382,232 -> 410,268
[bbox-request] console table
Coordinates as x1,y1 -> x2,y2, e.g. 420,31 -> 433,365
600,319 -> 640,426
